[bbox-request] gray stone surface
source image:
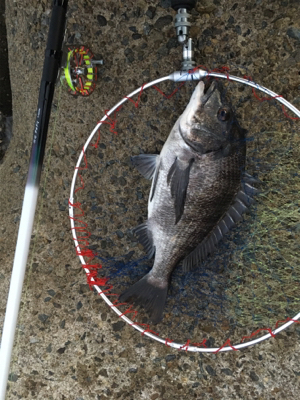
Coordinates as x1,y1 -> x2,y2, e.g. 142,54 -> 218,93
1,0 -> 300,399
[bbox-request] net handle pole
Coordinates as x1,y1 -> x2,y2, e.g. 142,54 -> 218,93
171,0 -> 197,11
0,1 -> 68,398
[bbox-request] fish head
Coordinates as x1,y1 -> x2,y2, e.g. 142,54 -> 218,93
179,79 -> 246,154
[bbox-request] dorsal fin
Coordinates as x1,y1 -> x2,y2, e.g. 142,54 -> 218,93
182,172 -> 259,272
131,154 -> 159,180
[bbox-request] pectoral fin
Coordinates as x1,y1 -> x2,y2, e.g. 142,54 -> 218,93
131,154 -> 159,180
167,157 -> 195,225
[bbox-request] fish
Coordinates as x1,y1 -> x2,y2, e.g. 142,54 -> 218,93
119,79 -> 258,324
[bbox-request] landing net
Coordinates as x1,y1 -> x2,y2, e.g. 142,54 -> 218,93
69,67 -> 300,352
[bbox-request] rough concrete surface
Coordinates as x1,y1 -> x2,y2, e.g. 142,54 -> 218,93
1,0 -> 300,399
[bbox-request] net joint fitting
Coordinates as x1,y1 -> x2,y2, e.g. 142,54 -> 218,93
174,8 -> 196,71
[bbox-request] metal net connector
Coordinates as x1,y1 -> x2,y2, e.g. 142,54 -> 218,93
174,8 -> 191,44
182,38 -> 196,71
174,8 -> 196,71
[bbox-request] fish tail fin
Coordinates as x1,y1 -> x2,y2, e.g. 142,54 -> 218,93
119,274 -> 168,324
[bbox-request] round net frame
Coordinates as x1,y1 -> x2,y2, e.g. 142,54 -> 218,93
69,69 -> 300,352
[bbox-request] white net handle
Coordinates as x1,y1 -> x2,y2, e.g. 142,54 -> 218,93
69,70 -> 300,352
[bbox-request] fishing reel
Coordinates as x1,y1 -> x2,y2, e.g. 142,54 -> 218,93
59,45 -> 103,96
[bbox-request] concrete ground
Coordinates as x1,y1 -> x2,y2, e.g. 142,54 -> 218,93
1,0 -> 300,399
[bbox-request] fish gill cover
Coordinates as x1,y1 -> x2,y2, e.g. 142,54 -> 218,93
71,65 -> 300,348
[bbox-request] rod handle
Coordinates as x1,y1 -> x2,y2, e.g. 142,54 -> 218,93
171,0 -> 197,11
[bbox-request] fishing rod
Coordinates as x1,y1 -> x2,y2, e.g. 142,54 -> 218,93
0,1 -> 68,398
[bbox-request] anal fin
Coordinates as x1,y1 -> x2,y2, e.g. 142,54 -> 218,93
133,222 -> 155,259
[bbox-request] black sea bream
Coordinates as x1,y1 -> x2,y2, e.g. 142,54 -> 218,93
119,79 -> 258,323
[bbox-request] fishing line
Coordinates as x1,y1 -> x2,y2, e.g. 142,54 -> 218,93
69,68 -> 300,352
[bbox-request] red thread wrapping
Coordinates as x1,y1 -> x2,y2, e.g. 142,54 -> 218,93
209,65 -> 231,80
83,264 -> 107,290
86,273 -> 109,288
214,339 -> 238,353
76,247 -> 96,262
98,285 -> 116,296
192,65 -> 231,80
243,74 -> 299,120
104,106 -> 123,135
141,327 -> 160,336
281,104 -> 299,120
91,106 -> 123,149
194,67 -> 298,121
70,76 -> 300,352
86,263 -> 102,270
75,147 -> 88,170
179,339 -> 208,351
115,303 -> 139,320
91,128 -> 101,149
68,200 -> 84,217
132,323 -> 159,337
244,74 -> 283,102
251,89 -> 282,102
191,339 -> 207,348
275,318 -> 300,329
191,64 -> 209,73
74,173 -> 85,194
126,84 -> 146,107
129,322 -> 159,336
74,239 -> 91,249
241,328 -> 276,343
153,82 -> 185,99
180,340 -> 191,351
165,338 -> 174,347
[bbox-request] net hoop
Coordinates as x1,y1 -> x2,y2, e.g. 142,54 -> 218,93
69,69 -> 300,352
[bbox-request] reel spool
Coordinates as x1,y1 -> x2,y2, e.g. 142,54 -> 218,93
61,45 -> 103,96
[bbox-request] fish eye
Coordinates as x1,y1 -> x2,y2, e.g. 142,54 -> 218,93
217,107 -> 231,122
